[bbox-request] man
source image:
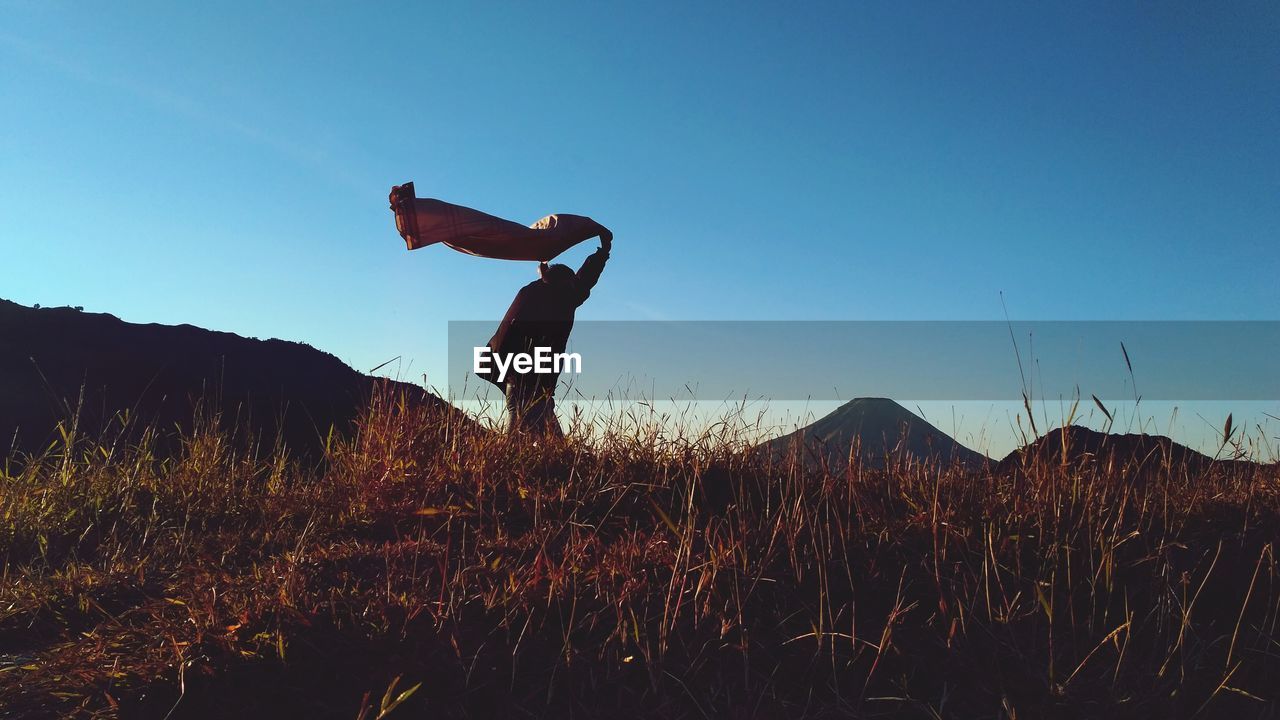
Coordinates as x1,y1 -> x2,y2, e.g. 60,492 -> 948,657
387,182 -> 613,434
479,228 -> 612,436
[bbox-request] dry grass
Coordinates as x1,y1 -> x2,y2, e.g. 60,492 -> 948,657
2,388 -> 1278,719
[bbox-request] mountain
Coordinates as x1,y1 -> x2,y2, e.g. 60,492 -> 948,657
0,298 -> 466,461
996,425 -> 1227,474
762,397 -> 987,470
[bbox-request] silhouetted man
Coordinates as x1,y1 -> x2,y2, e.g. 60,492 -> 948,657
479,228 -> 612,436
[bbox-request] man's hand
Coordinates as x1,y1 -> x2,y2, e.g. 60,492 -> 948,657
599,227 -> 613,251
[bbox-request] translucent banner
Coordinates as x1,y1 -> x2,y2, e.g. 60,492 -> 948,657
447,321 -> 1280,401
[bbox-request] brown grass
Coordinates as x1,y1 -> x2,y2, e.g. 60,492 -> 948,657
2,388 -> 1278,719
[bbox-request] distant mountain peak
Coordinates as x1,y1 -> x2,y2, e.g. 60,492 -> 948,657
762,397 -> 986,470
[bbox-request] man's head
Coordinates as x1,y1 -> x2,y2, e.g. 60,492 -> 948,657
538,262 -> 576,289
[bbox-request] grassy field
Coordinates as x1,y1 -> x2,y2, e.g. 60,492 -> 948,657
2,389 -> 1278,719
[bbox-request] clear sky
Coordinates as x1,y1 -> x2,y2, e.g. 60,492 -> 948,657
2,2 -> 1277,454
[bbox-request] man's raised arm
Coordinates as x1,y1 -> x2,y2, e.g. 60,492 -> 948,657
573,226 -> 612,305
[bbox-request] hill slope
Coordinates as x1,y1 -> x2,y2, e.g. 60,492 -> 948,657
0,298 -> 462,460
996,425 -> 1232,475
763,397 -> 987,469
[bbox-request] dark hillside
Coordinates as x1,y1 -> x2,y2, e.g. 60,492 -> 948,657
996,425 -> 1247,476
0,298 -> 465,460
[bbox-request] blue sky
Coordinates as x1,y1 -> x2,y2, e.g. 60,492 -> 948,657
2,2 -> 1277,453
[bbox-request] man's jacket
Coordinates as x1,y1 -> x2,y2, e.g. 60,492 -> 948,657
479,246 -> 610,393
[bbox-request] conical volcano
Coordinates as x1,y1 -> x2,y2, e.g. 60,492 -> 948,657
762,398 -> 986,470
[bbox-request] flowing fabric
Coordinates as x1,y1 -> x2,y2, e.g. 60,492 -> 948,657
394,191 -> 605,262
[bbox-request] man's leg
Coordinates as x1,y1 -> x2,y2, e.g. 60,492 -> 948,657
525,394 -> 564,439
505,384 -> 529,434
505,383 -> 562,437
